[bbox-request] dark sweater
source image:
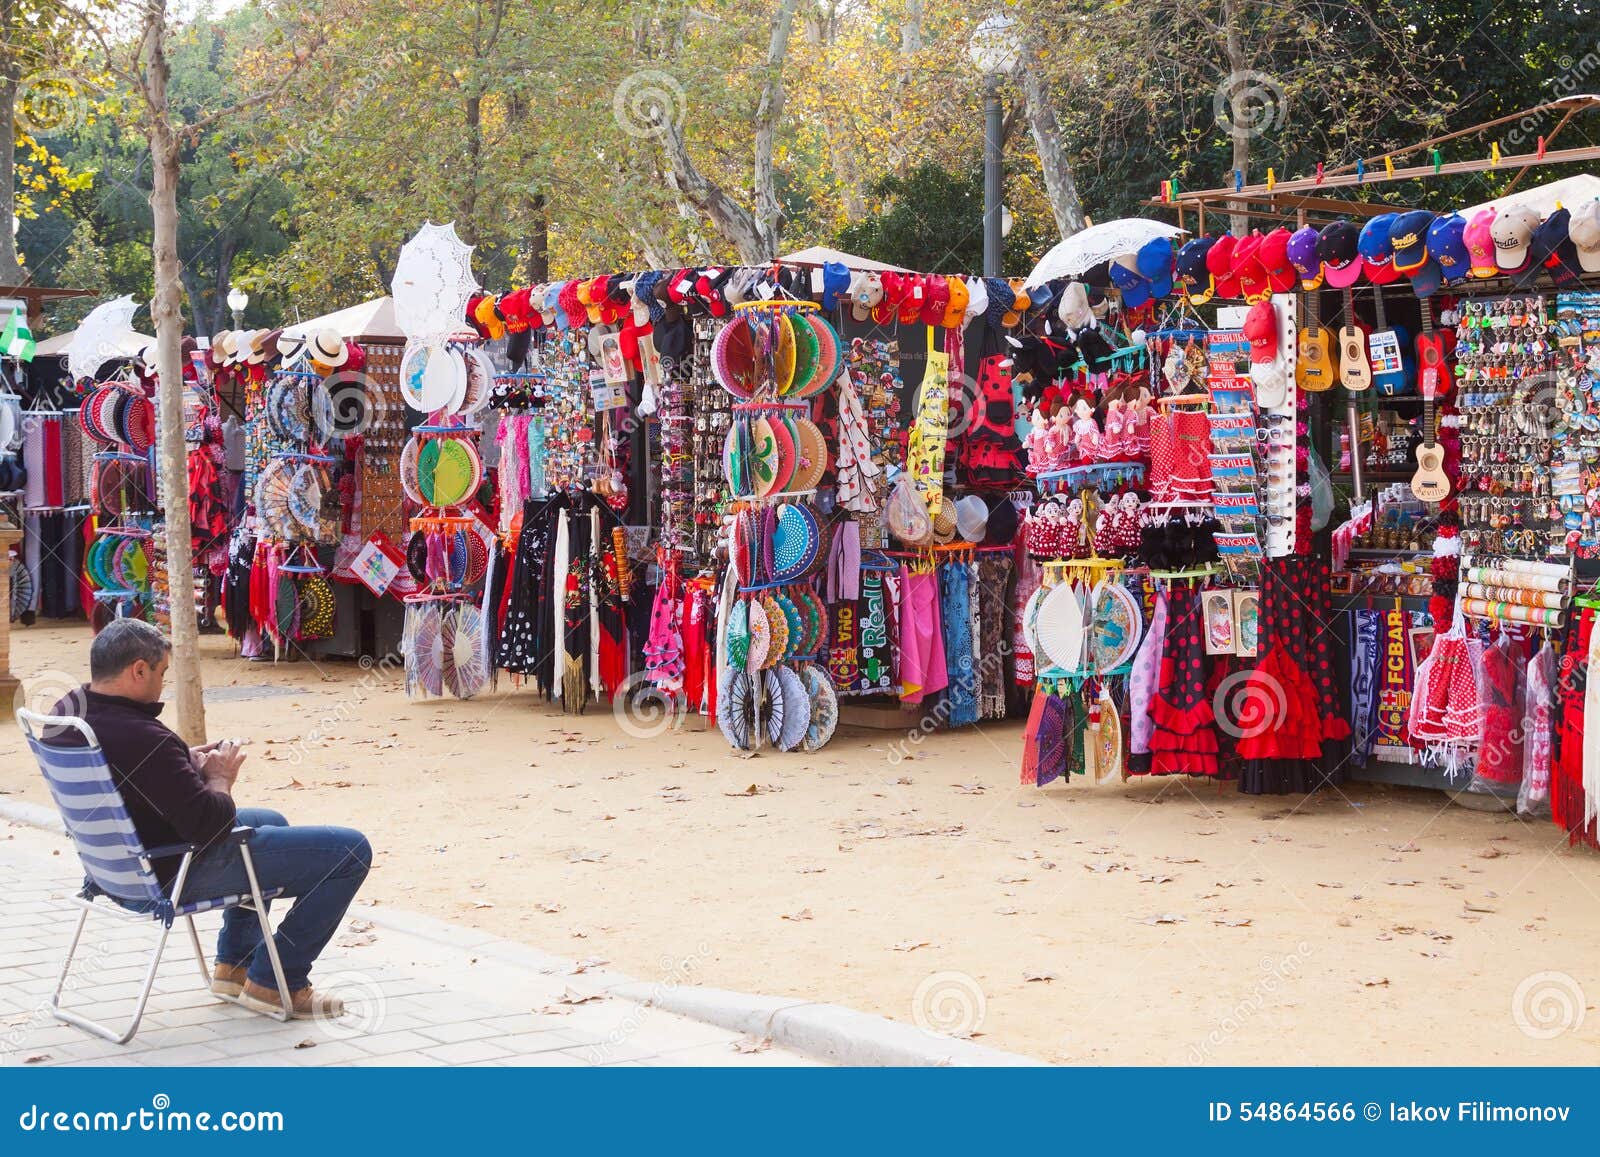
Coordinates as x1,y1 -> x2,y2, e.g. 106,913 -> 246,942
58,687 -> 237,884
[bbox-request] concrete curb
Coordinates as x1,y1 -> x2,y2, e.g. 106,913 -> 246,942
2,799 -> 1041,1067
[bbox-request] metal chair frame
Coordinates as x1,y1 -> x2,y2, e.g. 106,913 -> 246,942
18,708 -> 294,1044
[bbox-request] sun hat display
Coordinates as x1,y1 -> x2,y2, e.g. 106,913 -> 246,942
954,493 -> 989,542
308,328 -> 349,369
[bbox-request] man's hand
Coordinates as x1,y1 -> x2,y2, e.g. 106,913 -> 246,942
196,739 -> 247,793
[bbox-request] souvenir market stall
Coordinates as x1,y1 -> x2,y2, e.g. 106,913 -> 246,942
1141,122 -> 1600,844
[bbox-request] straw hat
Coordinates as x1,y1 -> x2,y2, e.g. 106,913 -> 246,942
276,331 -> 308,366
308,328 -> 349,368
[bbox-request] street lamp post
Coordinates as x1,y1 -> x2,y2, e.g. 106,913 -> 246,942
969,13 -> 1021,278
226,286 -> 248,330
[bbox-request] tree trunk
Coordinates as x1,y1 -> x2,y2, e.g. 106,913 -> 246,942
1222,0 -> 1250,236
526,192 -> 549,282
750,0 -> 800,255
1016,48 -> 1086,239
142,0 -> 207,744
0,1 -> 26,287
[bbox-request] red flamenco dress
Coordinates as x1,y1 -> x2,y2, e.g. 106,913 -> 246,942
1235,556 -> 1351,794
1146,583 -> 1222,776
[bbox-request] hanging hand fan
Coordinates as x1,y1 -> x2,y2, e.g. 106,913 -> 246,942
1090,581 -> 1143,673
399,437 -> 424,504
772,664 -> 812,751
1037,582 -> 1088,673
288,463 -> 325,536
746,596 -> 771,672
421,437 -> 481,507
9,552 -> 32,620
799,662 -> 838,751
254,460 -> 297,539
408,602 -> 445,698
717,667 -> 756,751
1094,686 -> 1126,783
787,312 -> 820,397
772,313 -> 796,395
296,575 -> 336,640
444,603 -> 490,699
711,315 -> 759,399
799,315 -> 841,398
761,595 -> 789,667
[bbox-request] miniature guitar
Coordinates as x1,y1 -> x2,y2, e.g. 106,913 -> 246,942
1338,287 -> 1371,391
1296,290 -> 1335,392
1369,287 -> 1414,397
1409,296 -> 1450,503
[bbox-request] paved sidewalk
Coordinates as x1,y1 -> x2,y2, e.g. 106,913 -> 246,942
0,822 -> 818,1068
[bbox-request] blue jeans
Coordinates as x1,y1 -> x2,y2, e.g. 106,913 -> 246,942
179,807 -> 372,990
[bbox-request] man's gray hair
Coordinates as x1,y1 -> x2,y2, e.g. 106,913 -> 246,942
89,618 -> 172,681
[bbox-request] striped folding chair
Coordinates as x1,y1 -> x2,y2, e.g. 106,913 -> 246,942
17,708 -> 294,1044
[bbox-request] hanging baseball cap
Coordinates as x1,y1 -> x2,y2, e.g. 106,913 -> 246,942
918,275 -> 948,326
1524,206 -> 1583,287
1242,299 -> 1278,364
897,274 -> 926,325
1426,214 -> 1470,284
1136,236 -> 1174,279
850,272 -> 883,323
964,276 -> 989,327
941,275 -> 969,327
1568,199 -> 1600,273
1232,232 -> 1270,303
1388,210 -> 1433,272
1207,234 -> 1241,299
1056,281 -> 1093,329
1317,220 -> 1364,289
1108,260 -> 1152,309
1176,236 -> 1217,303
1463,209 -> 1499,278
1408,256 -> 1444,299
821,261 -> 852,311
1357,213 -> 1402,286
1491,203 -> 1541,274
1287,225 -> 1323,291
1258,227 -> 1296,294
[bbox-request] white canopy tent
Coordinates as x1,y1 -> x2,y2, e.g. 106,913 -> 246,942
777,245 -> 911,273
34,327 -> 154,358
1457,173 -> 1600,222
281,296 -> 403,343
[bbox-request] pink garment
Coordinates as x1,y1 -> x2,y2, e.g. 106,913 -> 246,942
1128,588 -> 1168,755
897,565 -> 947,704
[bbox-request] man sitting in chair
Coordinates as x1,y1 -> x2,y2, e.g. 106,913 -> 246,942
57,618 -> 370,1019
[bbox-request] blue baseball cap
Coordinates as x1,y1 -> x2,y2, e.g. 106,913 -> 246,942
1389,210 -> 1435,272
821,261 -> 851,311
1136,236 -> 1174,279
1409,256 -> 1443,299
1426,214 -> 1470,283
1357,213 -> 1400,285
1108,261 -> 1152,308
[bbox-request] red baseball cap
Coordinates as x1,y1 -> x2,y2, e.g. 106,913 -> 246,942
1207,234 -> 1241,299
897,274 -> 926,325
1232,233 -> 1270,303
920,275 -> 950,327
874,272 -> 905,325
1258,227 -> 1296,294
1243,299 -> 1278,363
499,287 -> 534,333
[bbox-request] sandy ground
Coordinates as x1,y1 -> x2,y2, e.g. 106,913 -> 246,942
5,619 -> 1600,1065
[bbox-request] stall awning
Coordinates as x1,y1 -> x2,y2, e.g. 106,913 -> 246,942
1456,173 -> 1600,223
283,296 -> 403,343
777,246 -> 912,273
33,327 -> 153,358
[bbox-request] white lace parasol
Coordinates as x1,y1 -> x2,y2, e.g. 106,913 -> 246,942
1026,219 -> 1188,284
68,295 -> 142,383
390,222 -> 480,347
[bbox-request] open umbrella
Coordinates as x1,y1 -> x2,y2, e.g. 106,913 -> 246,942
68,296 -> 142,383
1026,219 -> 1187,285
390,222 -> 479,347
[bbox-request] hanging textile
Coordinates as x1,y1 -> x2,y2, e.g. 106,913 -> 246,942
1145,583 -> 1220,777
1348,609 -> 1381,767
938,560 -> 978,727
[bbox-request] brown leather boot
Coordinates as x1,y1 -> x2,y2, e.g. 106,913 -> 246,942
211,962 -> 248,997
238,978 -> 346,1019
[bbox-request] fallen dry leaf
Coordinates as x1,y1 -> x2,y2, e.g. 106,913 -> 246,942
1463,900 -> 1497,914
294,1038 -> 317,1050
556,987 -> 604,1005
536,901 -> 563,914
952,783 -> 986,795
781,907 -> 814,922
23,1054 -> 49,1064
1361,976 -> 1390,987
1213,917 -> 1253,927
891,939 -> 932,952
1139,913 -> 1185,925
571,957 -> 610,974
1023,969 -> 1057,983
1139,874 -> 1175,885
335,932 -> 377,948
732,1034 -> 773,1054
